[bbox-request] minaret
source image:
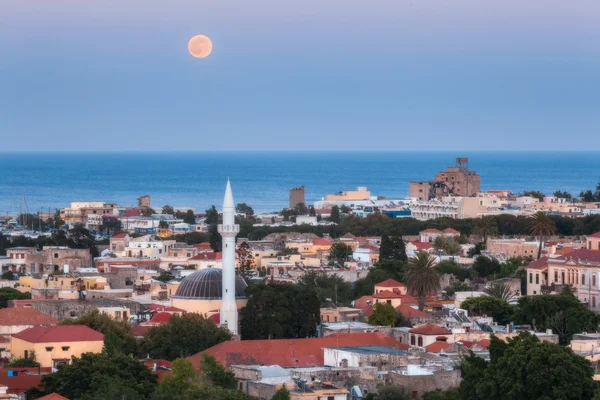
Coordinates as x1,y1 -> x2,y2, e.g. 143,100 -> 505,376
218,178 -> 240,335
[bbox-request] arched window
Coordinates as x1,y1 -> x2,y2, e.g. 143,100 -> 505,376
418,336 -> 423,347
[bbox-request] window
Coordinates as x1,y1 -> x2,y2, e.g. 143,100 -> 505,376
54,253 -> 59,258
535,274 -> 539,284
386,300 -> 392,305
24,350 -> 28,359
418,336 -> 423,347
594,274 -> 597,287
115,311 -> 121,319
582,275 -> 586,285
593,297 -> 597,308
45,346 -> 54,352
62,346 -> 70,351
411,336 -> 415,345
529,273 -> 532,284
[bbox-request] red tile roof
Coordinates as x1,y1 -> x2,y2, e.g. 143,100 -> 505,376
189,252 -> 222,261
131,325 -> 152,337
37,394 -> 70,400
194,242 -> 212,249
395,305 -> 429,318
0,308 -> 59,327
420,229 -> 442,234
0,368 -> 52,394
353,295 -> 373,309
0,336 -> 9,343
188,332 -> 408,369
477,339 -> 491,349
340,233 -> 357,239
411,241 -> 432,251
587,232 -> 600,238
149,312 -> 173,324
409,324 -> 451,335
375,279 -> 405,288
147,304 -> 185,313
11,325 -> 103,343
373,290 -> 402,299
208,313 -> 220,324
526,257 -> 548,271
312,238 -> 333,246
400,294 -> 419,305
558,248 -> 600,264
425,341 -> 451,353
112,233 -> 127,239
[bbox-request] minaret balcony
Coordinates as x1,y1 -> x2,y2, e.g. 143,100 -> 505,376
218,224 -> 240,234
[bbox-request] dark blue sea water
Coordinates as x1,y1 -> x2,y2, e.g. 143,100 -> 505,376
0,152 -> 598,214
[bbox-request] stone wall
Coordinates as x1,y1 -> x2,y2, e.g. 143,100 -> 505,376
388,369 -> 461,398
32,299 -> 143,320
246,381 -> 278,400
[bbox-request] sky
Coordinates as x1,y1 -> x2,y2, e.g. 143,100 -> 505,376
1,0 -> 599,151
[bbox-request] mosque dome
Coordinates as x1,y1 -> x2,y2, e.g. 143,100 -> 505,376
172,268 -> 247,300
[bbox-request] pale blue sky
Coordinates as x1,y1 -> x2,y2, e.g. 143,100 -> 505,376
1,0 -> 599,151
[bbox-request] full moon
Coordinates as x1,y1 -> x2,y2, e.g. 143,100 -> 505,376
188,35 -> 213,59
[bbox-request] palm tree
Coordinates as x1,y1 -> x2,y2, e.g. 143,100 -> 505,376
473,216 -> 497,245
404,252 -> 441,311
444,239 -> 462,260
529,211 -> 556,259
484,282 -> 516,303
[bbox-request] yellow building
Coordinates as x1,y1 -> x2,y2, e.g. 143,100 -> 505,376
325,186 -> 370,201
10,325 -> 104,368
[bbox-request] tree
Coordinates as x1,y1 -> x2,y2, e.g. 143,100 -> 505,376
404,252 -> 440,310
183,210 -> 196,225
330,205 -> 341,223
553,190 -> 573,200
529,211 -> 557,259
236,203 -> 254,218
472,256 -> 501,278
157,270 -> 174,283
327,242 -> 353,266
370,385 -> 411,400
1,271 -> 15,280
141,314 -> 232,360
497,257 -> 525,279
522,190 -> 546,201
67,224 -> 99,258
0,287 -> 31,308
277,247 -> 299,256
443,282 -> 471,298
294,202 -> 309,216
379,235 -> 407,262
209,223 -> 221,252
237,241 -> 255,282
37,352 -> 157,400
484,282 -> 516,303
162,205 -> 175,215
444,239 -> 462,257
199,354 -> 237,390
422,389 -> 461,400
240,283 -> 319,340
61,309 -> 137,355
153,358 -> 198,399
271,384 -> 290,400
205,205 -> 219,225
514,292 -> 599,344
460,296 -> 513,325
299,271 -> 353,306
437,260 -> 469,281
462,332 -> 596,400
141,207 -> 156,217
6,351 -> 39,367
368,303 -> 397,326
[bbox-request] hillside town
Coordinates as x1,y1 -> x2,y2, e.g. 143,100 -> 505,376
1,163 -> 600,399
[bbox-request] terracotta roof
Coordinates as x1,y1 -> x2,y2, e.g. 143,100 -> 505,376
312,238 -> 333,246
188,332 -> 408,369
0,337 -> 9,343
111,233 -> 127,239
420,229 -> 442,234
373,290 -> 402,299
149,312 -> 173,324
587,232 -> 600,238
140,359 -> 173,370
409,324 -> 451,335
442,228 -> 460,234
37,394 -> 70,400
315,209 -> 331,215
340,233 -> 357,239
375,279 -> 405,288
147,304 -> 185,313
558,248 -> 600,264
395,305 -> 429,318
400,294 -> 419,305
0,367 -> 52,394
11,325 -> 103,343
477,339 -> 491,349
353,295 -> 373,310
526,257 -> 548,271
411,241 -> 432,251
0,308 -> 59,327
194,242 -> 212,249
189,252 -> 222,261
425,341 -> 451,353
132,325 -> 152,337
209,313 -> 220,324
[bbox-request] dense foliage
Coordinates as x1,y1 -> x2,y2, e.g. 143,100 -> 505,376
141,314 -> 232,360
459,333 -> 596,400
460,296 -> 513,325
240,282 -> 320,339
0,287 -> 31,308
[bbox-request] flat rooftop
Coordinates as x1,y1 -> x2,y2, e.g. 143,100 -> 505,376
329,346 -> 407,356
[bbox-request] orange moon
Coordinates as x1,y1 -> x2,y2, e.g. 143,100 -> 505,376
188,35 -> 213,59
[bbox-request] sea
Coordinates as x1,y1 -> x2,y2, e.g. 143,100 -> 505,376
0,151 -> 598,214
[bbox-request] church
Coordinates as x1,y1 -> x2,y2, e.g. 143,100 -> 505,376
170,179 -> 247,334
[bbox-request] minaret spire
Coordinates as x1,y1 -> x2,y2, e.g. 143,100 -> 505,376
218,178 -> 240,335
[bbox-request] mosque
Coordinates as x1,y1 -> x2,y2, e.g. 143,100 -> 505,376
170,179 -> 247,334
